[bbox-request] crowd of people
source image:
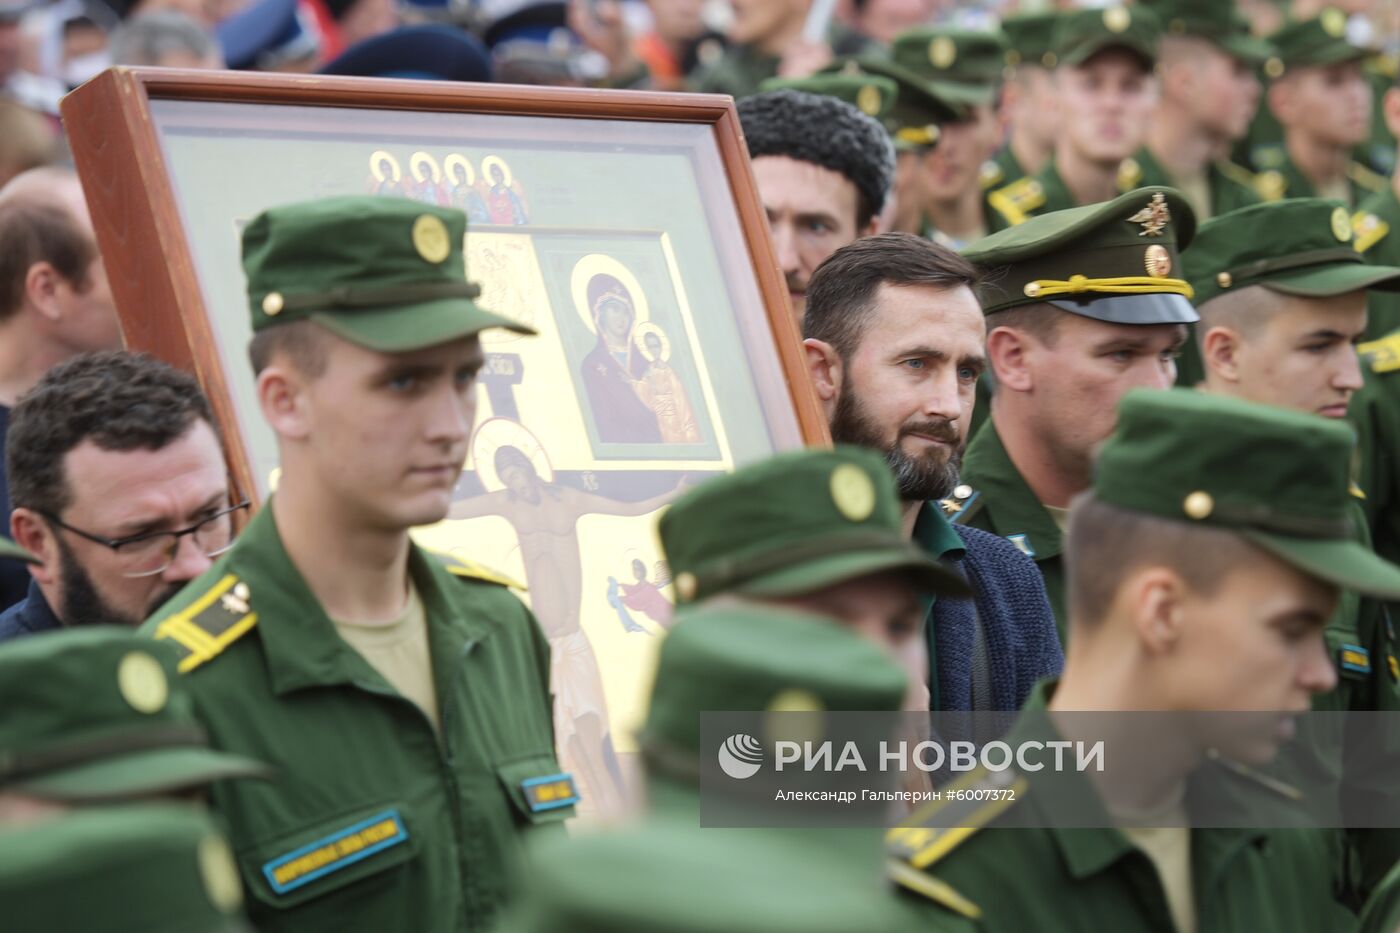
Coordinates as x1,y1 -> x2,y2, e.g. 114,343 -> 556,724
5,0 -> 1400,930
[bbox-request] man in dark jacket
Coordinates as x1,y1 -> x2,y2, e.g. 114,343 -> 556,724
0,351 -> 235,642
801,232 -> 1062,712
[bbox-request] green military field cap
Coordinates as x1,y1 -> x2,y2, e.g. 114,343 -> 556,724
657,446 -> 970,605
759,73 -> 897,122
963,185 -> 1200,325
890,26 -> 1010,106
499,824 -> 929,933
638,603 -> 907,770
1140,0 -> 1273,62
0,536 -> 37,564
0,804 -> 249,932
0,627 -> 273,801
1001,11 -> 1060,69
1267,8 -> 1367,74
1050,5 -> 1161,68
1096,389 -> 1400,600
822,56 -> 964,149
241,195 -> 533,352
1184,198 -> 1400,307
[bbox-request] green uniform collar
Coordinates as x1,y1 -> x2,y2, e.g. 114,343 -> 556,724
1011,680 -> 1271,879
225,504 -> 493,696
961,419 -> 1064,561
912,501 -> 967,561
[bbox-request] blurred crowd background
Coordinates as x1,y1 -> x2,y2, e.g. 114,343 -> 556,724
1,0 -> 1396,189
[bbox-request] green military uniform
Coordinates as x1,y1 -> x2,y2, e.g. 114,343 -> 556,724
1248,10 -> 1385,208
885,26 -> 1014,245
818,56 -> 964,152
497,603 -> 977,932
957,186 -> 1201,635
1352,186 -> 1400,340
895,388 -> 1400,932
0,627 -> 271,802
1132,1 -> 1268,223
1358,858 -> 1400,933
0,804 -> 251,932
1182,198 -> 1400,900
988,6 -> 1161,227
141,197 -> 568,933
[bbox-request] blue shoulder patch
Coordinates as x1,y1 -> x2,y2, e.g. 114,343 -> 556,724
521,773 -> 580,812
262,810 -> 409,895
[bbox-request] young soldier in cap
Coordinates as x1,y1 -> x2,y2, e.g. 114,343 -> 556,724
140,197 -> 566,933
0,627 -> 271,826
0,804 -> 251,932
658,446 -> 972,651
954,186 -> 1199,635
802,234 -> 1062,710
887,26 -> 1012,248
814,56 -> 967,234
1253,10 -> 1384,206
736,89 -> 895,323
1132,0 -> 1268,221
992,11 -> 1061,187
989,6 -> 1161,225
495,604 -> 978,932
1183,196 -> 1400,901
893,388 -> 1397,932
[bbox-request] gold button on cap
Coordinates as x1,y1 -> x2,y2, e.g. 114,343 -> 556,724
1331,206 -> 1353,242
1183,491 -> 1214,520
117,651 -> 169,714
1104,6 -> 1131,32
412,213 -> 451,264
262,292 -> 284,316
830,464 -> 877,522
1216,272 -> 1232,289
675,572 -> 698,602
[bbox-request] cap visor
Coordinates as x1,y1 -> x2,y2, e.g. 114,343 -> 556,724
1216,34 -> 1274,63
1262,262 -> 1400,298
13,746 -> 276,802
310,297 -> 535,352
1061,38 -> 1155,69
0,538 -> 37,563
1047,292 -> 1200,325
1242,531 -> 1400,600
731,546 -> 972,600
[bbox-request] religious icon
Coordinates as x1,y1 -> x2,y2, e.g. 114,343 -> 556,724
606,554 -> 673,632
573,256 -> 666,444
368,149 -> 405,198
444,154 -> 490,224
448,418 -> 685,813
633,322 -> 700,444
478,155 -> 529,225
409,151 -> 447,206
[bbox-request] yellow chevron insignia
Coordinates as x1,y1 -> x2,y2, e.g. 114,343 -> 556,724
1352,211 -> 1389,254
153,574 -> 257,674
1360,332 -> 1400,374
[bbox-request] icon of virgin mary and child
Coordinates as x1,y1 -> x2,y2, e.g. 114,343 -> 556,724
579,272 -> 700,445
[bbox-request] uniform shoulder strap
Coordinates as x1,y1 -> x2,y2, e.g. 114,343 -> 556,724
1353,209 -> 1390,254
1349,161 -> 1387,194
1359,331 -> 1400,375
429,550 -> 526,589
938,485 -> 986,526
986,176 -> 1045,227
152,573 -> 257,674
1215,159 -> 1257,189
886,767 -> 1027,872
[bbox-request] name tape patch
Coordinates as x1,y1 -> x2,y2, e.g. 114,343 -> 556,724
1340,644 -> 1372,675
262,810 -> 408,895
522,773 -> 580,812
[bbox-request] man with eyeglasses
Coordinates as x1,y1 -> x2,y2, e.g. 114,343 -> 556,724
0,351 -> 239,640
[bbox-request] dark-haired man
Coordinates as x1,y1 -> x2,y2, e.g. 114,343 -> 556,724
802,232 -> 1061,712
1,351 -> 233,641
141,196 -> 567,932
738,89 -> 894,323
